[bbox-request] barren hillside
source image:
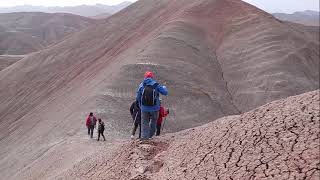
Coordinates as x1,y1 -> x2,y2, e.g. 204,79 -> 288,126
0,2 -> 133,17
0,12 -> 97,55
0,0 -> 319,179
58,90 -> 320,180
0,55 -> 24,71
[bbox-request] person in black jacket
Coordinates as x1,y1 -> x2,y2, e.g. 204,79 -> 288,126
97,118 -> 106,141
130,100 -> 141,139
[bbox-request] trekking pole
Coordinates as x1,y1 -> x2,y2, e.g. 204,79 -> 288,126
132,119 -> 136,131
131,113 -> 138,135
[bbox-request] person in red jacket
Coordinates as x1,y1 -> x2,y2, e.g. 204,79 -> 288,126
86,112 -> 97,138
156,102 -> 169,136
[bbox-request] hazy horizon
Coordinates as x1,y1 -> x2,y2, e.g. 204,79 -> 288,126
243,0 -> 319,13
0,0 -> 318,13
0,0 -> 138,7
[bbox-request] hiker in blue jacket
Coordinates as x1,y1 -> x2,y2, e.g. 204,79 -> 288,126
136,71 -> 168,140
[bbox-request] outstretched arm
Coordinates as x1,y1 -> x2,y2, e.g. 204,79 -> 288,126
157,85 -> 168,96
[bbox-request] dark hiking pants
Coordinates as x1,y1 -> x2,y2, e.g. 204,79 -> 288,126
88,126 -> 94,138
98,130 -> 105,141
156,123 -> 161,136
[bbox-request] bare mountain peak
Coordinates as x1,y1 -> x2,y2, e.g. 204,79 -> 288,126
273,10 -> 320,26
297,10 -> 319,15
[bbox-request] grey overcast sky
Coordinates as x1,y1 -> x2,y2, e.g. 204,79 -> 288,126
0,0 -> 318,13
243,0 -> 319,13
0,0 -> 138,7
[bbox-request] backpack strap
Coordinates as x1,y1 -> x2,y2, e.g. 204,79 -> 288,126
153,83 -> 159,99
142,82 -> 158,88
152,83 -> 159,89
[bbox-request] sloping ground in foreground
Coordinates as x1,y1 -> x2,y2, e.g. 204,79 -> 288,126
58,90 -> 320,180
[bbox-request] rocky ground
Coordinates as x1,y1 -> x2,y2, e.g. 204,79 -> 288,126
58,90 -> 319,180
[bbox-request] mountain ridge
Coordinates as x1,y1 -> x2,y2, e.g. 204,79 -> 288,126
0,12 -> 97,55
0,0 -> 318,179
273,10 -> 320,26
0,2 -> 133,17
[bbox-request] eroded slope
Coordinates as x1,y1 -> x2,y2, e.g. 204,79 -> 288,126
0,55 -> 24,71
0,0 -> 319,179
0,12 -> 96,55
59,90 -> 320,180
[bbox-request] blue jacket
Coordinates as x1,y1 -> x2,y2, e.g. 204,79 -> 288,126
136,78 -> 168,112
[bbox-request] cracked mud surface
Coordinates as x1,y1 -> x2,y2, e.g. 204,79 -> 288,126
59,90 -> 320,180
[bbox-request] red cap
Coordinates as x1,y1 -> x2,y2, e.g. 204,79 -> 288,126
144,71 -> 153,78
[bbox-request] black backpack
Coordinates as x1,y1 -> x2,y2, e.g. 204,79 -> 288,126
100,122 -> 105,131
142,83 -> 158,106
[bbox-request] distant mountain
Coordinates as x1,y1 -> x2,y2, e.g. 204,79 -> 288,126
273,10 -> 319,26
0,12 -> 97,55
94,1 -> 133,14
0,2 -> 133,17
91,12 -> 111,19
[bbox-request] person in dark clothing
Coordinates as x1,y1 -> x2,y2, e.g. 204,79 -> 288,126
130,100 -> 141,139
86,112 -> 97,138
156,103 -> 169,136
97,118 -> 106,141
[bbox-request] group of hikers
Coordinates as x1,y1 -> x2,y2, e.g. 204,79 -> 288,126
86,113 -> 106,141
85,71 -> 169,141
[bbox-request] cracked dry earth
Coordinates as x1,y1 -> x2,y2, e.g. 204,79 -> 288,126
59,90 -> 320,180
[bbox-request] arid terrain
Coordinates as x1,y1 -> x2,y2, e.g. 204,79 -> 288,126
0,0 -> 319,179
57,90 -> 320,180
0,12 -> 97,55
0,55 -> 24,70
0,2 -> 132,17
